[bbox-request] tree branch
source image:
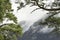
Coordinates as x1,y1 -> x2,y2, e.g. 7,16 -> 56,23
36,0 -> 60,11
47,11 -> 60,19
0,23 -> 13,27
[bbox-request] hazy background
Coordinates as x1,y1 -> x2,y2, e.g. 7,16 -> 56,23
10,0 -> 51,33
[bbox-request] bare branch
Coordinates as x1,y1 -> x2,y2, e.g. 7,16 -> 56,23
36,0 -> 60,11
31,8 -> 40,13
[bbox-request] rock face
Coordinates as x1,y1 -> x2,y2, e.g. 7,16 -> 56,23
21,20 -> 60,40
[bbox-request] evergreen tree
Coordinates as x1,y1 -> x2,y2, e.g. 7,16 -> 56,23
0,0 -> 22,40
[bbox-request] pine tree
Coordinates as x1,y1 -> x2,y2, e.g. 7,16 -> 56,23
0,0 -> 22,40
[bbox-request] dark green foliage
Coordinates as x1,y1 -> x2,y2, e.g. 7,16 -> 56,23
5,13 -> 17,23
0,0 -> 22,40
0,0 -> 11,22
0,24 -> 22,40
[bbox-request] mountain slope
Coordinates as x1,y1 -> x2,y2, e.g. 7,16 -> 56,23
21,20 -> 60,40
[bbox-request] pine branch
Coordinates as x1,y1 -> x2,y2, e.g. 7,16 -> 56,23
0,23 -> 12,27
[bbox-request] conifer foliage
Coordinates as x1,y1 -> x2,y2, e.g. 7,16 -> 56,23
0,0 -> 22,40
